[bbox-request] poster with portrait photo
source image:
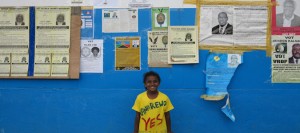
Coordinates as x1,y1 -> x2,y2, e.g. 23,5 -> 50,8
0,7 -> 30,54
272,0 -> 300,35
10,53 -> 28,76
272,35 -> 300,83
80,39 -> 103,73
0,53 -> 11,76
102,8 -> 138,33
148,31 -> 171,67
34,53 -> 51,76
35,7 -> 71,54
227,54 -> 242,68
168,26 -> 199,64
200,6 -> 234,46
81,7 -> 94,39
200,5 -> 268,47
152,7 -> 169,31
51,53 -> 69,76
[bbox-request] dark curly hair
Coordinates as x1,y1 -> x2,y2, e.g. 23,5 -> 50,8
143,71 -> 161,84
91,47 -> 100,53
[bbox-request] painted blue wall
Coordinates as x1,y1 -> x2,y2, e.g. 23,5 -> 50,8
1,8 -> 300,133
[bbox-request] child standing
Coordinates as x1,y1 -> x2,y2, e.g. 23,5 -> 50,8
132,71 -> 174,133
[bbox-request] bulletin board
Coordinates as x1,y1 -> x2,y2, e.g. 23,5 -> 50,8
0,7 -> 81,79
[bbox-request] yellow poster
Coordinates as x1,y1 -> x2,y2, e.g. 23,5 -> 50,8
11,53 -> 28,76
51,53 -> 69,76
0,53 -> 11,76
0,7 -> 30,54
35,6 -> 71,54
34,53 -> 51,76
115,37 -> 141,71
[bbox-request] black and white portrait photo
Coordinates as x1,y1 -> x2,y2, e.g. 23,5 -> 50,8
212,11 -> 233,35
276,0 -> 300,27
56,14 -> 66,26
15,14 -> 25,26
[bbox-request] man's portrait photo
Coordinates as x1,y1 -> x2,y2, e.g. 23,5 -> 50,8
228,54 -> 241,68
185,33 -> 193,41
212,12 -> 233,35
155,12 -> 166,27
45,57 -> 50,63
56,14 -> 66,26
91,47 -> 100,57
62,57 -> 68,63
276,0 -> 300,27
162,35 -> 168,48
289,43 -> 300,64
21,57 -> 27,63
112,12 -> 118,18
4,57 -> 9,63
15,14 -> 25,26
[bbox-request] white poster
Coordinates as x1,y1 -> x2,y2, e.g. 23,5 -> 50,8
80,39 -> 103,73
168,26 -> 199,64
272,35 -> 300,83
200,5 -> 268,46
102,8 -> 138,33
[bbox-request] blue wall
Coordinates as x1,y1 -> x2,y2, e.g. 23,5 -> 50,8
1,8 -> 300,133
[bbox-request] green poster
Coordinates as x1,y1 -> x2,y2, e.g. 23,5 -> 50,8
152,7 -> 169,31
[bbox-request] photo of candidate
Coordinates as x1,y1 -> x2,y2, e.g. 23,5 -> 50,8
289,43 -> 300,64
162,35 -> 168,48
156,12 -> 166,27
185,33 -> 193,41
56,14 -> 66,25
276,0 -> 300,27
4,57 -> 9,63
62,57 -> 68,63
15,14 -> 25,26
212,12 -> 233,35
21,57 -> 27,63
228,54 -> 240,68
132,42 -> 139,48
91,47 -> 100,57
45,57 -> 50,63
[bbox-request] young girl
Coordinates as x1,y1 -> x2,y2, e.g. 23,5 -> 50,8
132,71 -> 174,133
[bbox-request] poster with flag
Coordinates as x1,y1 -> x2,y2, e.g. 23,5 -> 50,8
115,37 -> 141,71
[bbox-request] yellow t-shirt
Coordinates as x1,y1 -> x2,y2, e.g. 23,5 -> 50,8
132,91 -> 174,133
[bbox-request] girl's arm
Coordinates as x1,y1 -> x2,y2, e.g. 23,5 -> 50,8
134,111 -> 140,133
165,111 -> 172,133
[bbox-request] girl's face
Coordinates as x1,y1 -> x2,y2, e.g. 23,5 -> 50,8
144,75 -> 160,92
